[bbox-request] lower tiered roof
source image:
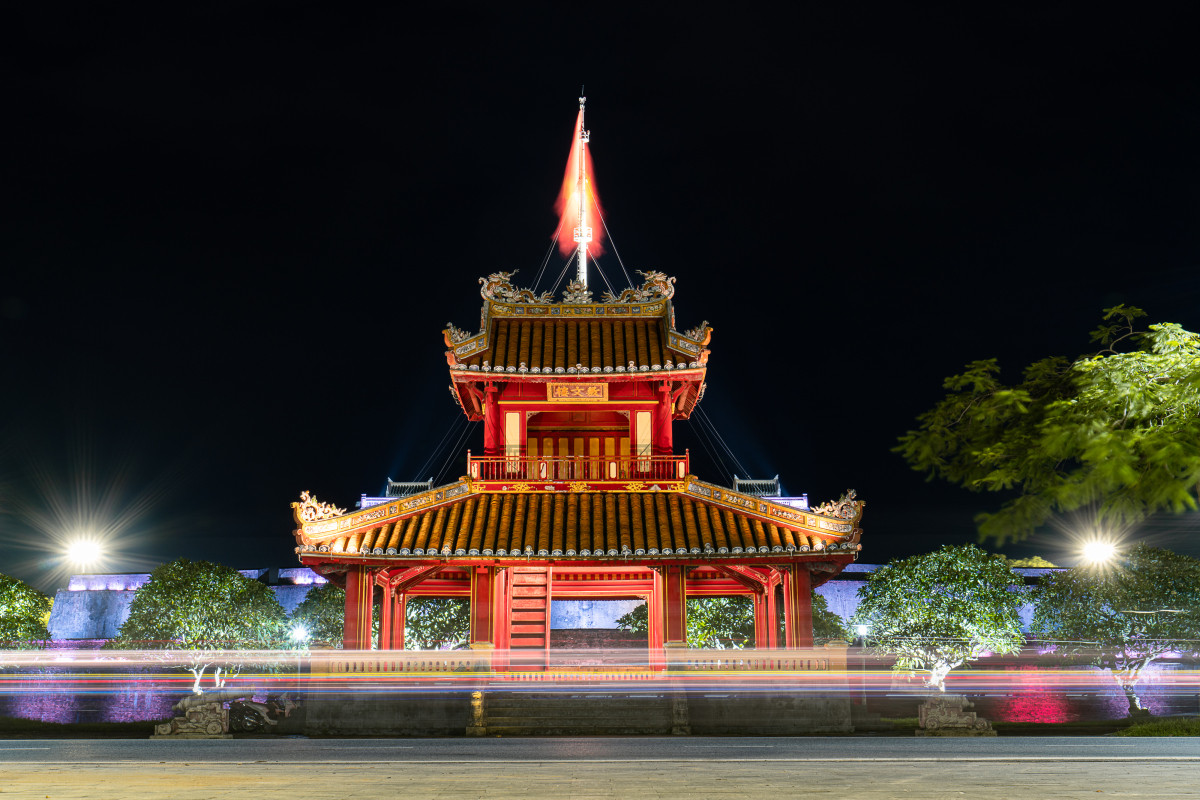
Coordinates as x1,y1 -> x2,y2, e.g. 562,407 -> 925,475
293,478 -> 862,564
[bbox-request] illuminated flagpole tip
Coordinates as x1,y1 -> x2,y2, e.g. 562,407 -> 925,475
573,95 -> 592,288
555,96 -> 602,287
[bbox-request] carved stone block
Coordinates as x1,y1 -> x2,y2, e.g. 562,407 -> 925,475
916,694 -> 996,737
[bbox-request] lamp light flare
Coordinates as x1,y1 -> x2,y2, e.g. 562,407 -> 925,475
66,539 -> 104,567
1081,539 -> 1118,565
554,108 -> 604,259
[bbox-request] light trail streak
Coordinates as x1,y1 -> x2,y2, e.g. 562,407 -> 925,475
2,648 -> 1198,705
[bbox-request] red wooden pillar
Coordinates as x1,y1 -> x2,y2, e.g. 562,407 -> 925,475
654,383 -> 673,456
661,565 -> 688,646
492,568 -> 510,668
783,565 -> 814,648
379,582 -> 394,651
393,593 -> 407,650
469,566 -> 496,646
648,572 -> 664,670
753,586 -> 779,649
343,565 -> 374,650
483,384 -> 501,456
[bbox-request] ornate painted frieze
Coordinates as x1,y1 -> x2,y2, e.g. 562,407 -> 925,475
667,332 -> 702,356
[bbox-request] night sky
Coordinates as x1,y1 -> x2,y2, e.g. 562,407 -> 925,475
4,4 -> 1200,591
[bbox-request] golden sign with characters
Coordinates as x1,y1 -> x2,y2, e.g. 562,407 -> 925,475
547,382 -> 608,402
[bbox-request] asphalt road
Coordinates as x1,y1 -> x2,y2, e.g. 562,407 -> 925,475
2,738 -> 1198,799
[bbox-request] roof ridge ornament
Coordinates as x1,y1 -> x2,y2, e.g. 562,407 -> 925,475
479,270 -> 553,304
446,322 -> 475,343
812,489 -> 863,521
601,270 -> 676,303
294,491 -> 346,523
561,279 -> 593,304
682,320 -> 710,341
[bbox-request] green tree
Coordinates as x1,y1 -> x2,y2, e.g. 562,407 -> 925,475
0,573 -> 52,648
289,582 -> 345,648
1030,544 -> 1200,716
896,307 -> 1200,543
107,559 -> 289,692
812,592 -> 851,644
405,598 -> 469,650
853,544 -> 1025,691
289,584 -> 469,650
616,592 -> 847,648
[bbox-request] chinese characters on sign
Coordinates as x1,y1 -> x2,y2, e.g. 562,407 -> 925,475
547,383 -> 608,402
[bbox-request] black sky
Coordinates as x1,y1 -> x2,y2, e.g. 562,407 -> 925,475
4,3 -> 1200,590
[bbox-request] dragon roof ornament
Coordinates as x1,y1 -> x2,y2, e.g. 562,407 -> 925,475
812,489 -> 863,522
294,491 -> 346,524
682,320 -> 710,342
446,322 -> 475,344
479,271 -> 553,304
561,279 -> 593,304
601,270 -> 675,303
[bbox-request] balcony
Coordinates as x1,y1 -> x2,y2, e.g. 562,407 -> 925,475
467,452 -> 690,483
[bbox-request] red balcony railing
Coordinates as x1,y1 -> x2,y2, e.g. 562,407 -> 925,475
467,452 -> 690,482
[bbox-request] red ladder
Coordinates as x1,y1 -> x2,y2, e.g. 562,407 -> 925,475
508,566 -> 551,670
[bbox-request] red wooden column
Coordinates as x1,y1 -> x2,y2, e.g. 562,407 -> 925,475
782,565 -> 814,648
469,566 -> 496,647
660,565 -> 688,647
343,565 -> 374,650
753,586 -> 779,649
392,593 -> 407,650
491,568 -> 510,669
379,582 -> 394,651
654,383 -> 673,455
482,384 -> 501,456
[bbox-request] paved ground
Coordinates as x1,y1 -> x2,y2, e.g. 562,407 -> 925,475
2,738 -> 1199,799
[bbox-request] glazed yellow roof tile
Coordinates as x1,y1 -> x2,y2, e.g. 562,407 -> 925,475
295,485 -> 862,561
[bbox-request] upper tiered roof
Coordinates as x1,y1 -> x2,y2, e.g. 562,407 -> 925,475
445,269 -> 712,420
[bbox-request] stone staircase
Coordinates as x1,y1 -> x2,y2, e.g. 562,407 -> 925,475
471,691 -> 687,736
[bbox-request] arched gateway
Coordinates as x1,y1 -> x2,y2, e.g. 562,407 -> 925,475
289,100 -> 864,671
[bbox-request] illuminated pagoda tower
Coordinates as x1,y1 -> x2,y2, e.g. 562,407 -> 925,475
291,98 -> 864,666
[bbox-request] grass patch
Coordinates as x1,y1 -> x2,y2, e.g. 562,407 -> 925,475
881,716 -> 1139,736
1114,717 -> 1200,737
0,715 -> 153,738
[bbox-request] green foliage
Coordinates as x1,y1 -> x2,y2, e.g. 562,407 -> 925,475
813,591 -> 851,643
1114,717 -> 1200,737
110,560 -> 288,650
687,597 -> 754,648
108,560 -> 289,690
289,582 -> 346,647
404,598 -> 469,650
615,592 -> 847,648
896,307 -> 1200,543
0,573 -> 52,648
1030,544 -> 1200,715
853,544 -> 1025,690
288,584 -> 469,650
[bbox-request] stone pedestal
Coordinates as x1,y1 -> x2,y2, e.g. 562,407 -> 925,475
152,701 -> 232,739
916,694 -> 996,736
